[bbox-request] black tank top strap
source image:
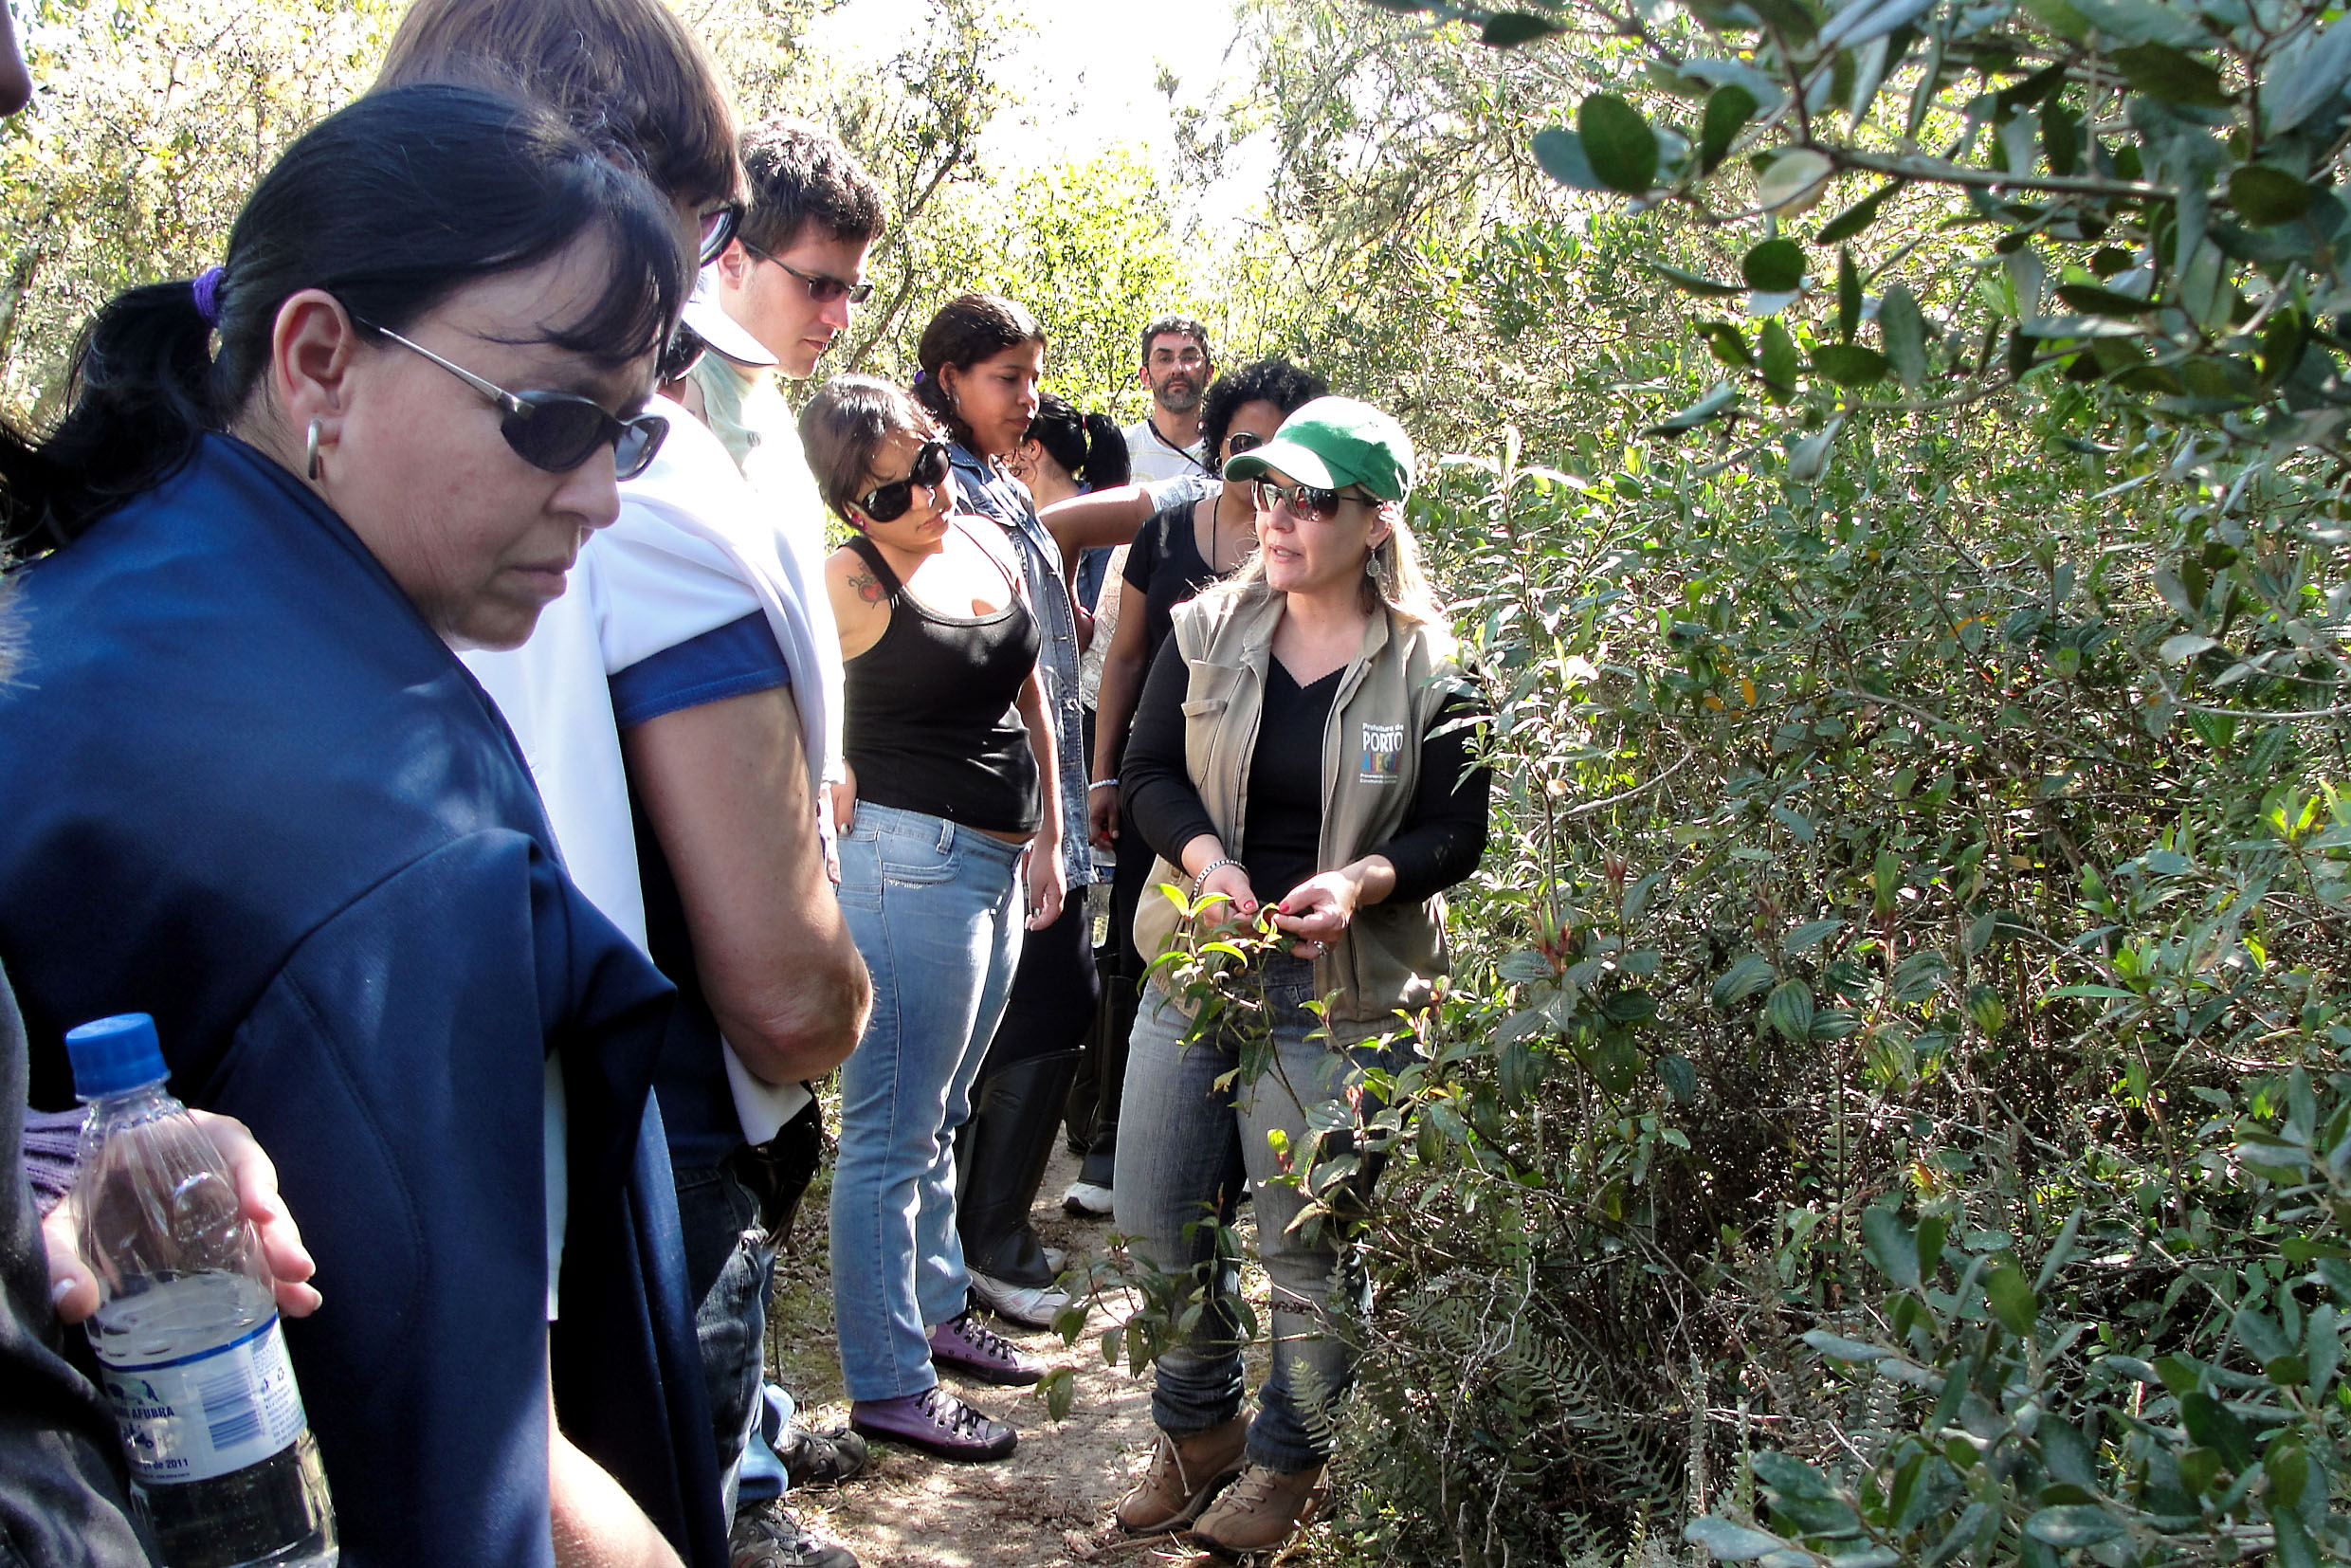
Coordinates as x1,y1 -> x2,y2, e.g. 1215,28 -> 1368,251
845,535 -> 905,602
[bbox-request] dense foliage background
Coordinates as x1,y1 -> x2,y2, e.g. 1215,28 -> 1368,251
9,0 -> 2351,1560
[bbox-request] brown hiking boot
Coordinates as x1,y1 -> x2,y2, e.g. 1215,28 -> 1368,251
1112,1416 -> 1248,1535
1189,1462 -> 1327,1558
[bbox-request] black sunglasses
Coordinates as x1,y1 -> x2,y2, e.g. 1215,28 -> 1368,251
1254,480 -> 1370,521
699,202 -> 744,265
1224,430 -> 1267,456
658,322 -> 708,386
360,320 -> 668,481
857,440 -> 953,522
741,240 -> 875,305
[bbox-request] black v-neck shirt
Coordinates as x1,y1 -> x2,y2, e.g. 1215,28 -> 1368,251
1239,660 -> 1345,903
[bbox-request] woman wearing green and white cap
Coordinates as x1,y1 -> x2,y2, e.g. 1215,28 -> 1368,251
1110,396 -> 1491,1555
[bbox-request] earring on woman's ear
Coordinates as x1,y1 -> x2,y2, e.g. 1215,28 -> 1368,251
305,417 -> 325,482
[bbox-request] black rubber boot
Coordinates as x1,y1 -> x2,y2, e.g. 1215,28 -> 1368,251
957,1048 -> 1084,1285
1075,977 -> 1139,1192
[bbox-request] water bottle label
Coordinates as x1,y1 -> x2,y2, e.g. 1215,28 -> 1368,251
97,1313 -> 309,1484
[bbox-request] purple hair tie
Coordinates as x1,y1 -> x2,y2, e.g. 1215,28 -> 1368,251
191,265 -> 225,327
912,369 -> 929,386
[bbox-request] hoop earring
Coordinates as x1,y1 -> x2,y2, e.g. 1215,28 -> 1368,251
304,418 -> 324,482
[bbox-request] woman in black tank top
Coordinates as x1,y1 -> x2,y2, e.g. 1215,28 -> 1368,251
799,375 -> 1066,1465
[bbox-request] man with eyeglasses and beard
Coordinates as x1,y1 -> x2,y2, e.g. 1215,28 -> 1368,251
1121,316 -> 1215,485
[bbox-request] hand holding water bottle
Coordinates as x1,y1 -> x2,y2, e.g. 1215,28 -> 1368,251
44,1107 -> 320,1326
63,1012 -> 337,1568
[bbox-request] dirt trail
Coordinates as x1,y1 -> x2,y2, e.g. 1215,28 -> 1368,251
767,1142 -> 1248,1568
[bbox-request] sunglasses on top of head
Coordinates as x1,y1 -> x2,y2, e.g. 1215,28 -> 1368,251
856,439 -> 953,522
358,319 -> 669,481
1254,480 -> 1371,522
740,240 -> 875,305
698,202 -> 744,265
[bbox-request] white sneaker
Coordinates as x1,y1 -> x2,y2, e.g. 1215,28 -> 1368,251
969,1268 -> 1069,1329
1062,1179 -> 1113,1217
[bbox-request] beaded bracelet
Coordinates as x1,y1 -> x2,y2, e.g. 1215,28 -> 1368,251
1191,856 -> 1242,899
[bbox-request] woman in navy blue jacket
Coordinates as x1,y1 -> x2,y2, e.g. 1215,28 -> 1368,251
0,87 -> 722,1567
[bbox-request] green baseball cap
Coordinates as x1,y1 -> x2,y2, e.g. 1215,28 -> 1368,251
1223,396 -> 1416,501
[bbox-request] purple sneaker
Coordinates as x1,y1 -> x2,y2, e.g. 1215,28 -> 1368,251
928,1308 -> 1044,1386
848,1386 -> 1016,1462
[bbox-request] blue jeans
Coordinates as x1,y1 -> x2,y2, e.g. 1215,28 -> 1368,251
1113,957 -> 1393,1472
829,803 -> 1025,1400
674,1164 -> 776,1518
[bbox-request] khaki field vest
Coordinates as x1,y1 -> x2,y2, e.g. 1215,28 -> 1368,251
1132,584 -> 1466,1044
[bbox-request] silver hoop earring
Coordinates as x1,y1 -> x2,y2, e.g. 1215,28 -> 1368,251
304,418 -> 324,482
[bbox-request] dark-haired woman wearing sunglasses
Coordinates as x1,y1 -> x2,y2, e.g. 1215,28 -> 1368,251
798,374 -> 1062,1465
0,87 -> 728,1565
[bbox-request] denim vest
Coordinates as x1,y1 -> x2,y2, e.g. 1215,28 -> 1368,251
949,444 -> 1093,887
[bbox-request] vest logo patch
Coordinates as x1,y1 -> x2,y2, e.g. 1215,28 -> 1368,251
1358,721 -> 1406,783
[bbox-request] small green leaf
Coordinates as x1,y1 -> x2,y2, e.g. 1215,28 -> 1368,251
1812,343 -> 1889,385
1657,1052 -> 1699,1103
1531,127 -> 1610,191
1651,262 -> 1747,298
1743,238 -> 1807,292
1816,179 -> 1902,243
1701,83 -> 1759,173
1803,1328 -> 1890,1360
1482,9 -> 1566,46
2055,282 -> 2155,315
1863,1204 -> 1923,1288
2025,1506 -> 2123,1546
1759,318 -> 1800,395
2179,1391 -> 2254,1470
1700,319 -> 1758,368
2229,164 -> 2314,226
1837,246 -> 1861,339
1712,952 -> 1777,1006
1645,381 -> 1744,437
2112,42 -> 2233,106
1757,148 -> 1835,213
1037,1364 -> 1076,1421
1765,978 -> 1815,1041
1579,93 -> 1659,193
1986,1261 -> 2038,1336
1879,283 -> 1926,390
1686,1517 -> 1787,1561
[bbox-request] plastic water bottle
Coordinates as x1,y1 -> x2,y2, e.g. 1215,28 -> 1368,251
66,1013 -> 337,1568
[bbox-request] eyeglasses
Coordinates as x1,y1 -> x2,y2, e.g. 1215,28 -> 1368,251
1255,480 -> 1371,521
857,440 -> 952,522
1224,430 -> 1267,457
360,320 -> 669,481
741,241 -> 875,305
698,202 -> 744,265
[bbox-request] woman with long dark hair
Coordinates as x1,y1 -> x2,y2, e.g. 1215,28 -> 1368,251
0,87 -> 722,1565
903,297 -> 1139,1331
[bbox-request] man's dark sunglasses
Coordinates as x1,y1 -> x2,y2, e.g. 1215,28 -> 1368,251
1254,480 -> 1370,521
857,440 -> 952,522
360,320 -> 668,481
741,240 -> 875,305
699,202 -> 744,265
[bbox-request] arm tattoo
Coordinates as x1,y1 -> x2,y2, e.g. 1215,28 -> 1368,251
849,570 -> 886,606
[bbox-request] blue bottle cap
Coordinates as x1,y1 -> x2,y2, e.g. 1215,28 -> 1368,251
64,1013 -> 169,1100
